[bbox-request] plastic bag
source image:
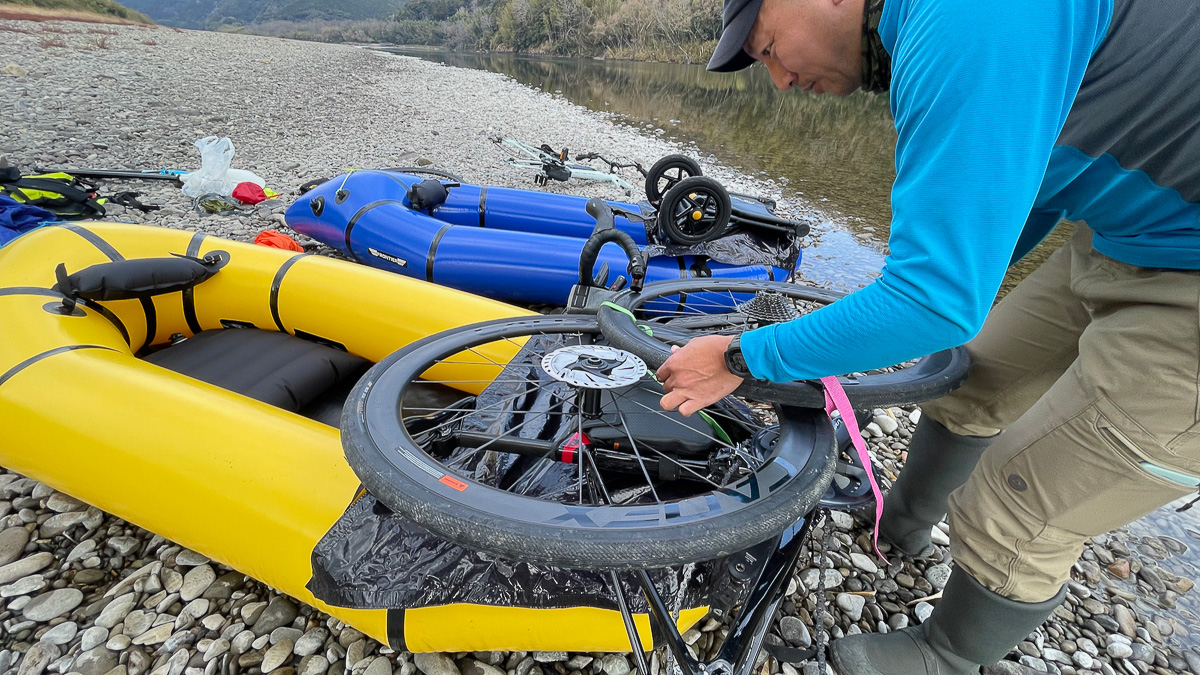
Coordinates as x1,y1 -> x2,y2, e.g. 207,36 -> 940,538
182,137 -> 237,198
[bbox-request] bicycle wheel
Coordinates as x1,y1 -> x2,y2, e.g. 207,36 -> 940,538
645,154 -> 702,205
597,278 -> 971,409
342,315 -> 837,570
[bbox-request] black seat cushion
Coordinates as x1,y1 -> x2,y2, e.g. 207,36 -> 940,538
145,328 -> 369,414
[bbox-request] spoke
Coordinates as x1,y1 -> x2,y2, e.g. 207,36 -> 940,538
407,379 -> 568,436
607,389 -> 662,504
608,387 -> 735,450
600,413 -> 723,490
442,413 -> 551,471
464,345 -> 504,368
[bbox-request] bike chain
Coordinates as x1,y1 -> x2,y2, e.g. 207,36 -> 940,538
811,508 -> 832,674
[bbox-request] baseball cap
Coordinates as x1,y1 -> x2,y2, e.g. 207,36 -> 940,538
706,0 -> 766,72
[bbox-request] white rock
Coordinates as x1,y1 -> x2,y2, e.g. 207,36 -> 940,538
262,639 -> 295,672
849,552 -> 879,575
1,573 -> 47,597
179,564 -> 215,602
80,625 -> 108,651
39,621 -> 78,646
23,588 -> 83,622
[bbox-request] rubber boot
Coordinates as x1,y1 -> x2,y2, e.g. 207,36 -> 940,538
879,416 -> 992,558
829,567 -> 1066,675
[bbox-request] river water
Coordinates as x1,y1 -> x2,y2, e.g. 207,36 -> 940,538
384,47 -> 1200,652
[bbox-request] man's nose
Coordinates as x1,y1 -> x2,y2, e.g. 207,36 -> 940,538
765,61 -> 795,91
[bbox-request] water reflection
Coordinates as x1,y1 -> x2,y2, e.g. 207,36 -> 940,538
383,47 -> 897,236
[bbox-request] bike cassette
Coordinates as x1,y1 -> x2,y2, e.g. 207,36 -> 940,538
735,290 -> 801,324
541,344 -> 647,389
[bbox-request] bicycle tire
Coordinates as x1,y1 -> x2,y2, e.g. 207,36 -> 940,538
598,279 -> 971,409
342,315 -> 838,570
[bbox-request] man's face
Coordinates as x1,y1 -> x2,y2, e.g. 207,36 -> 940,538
742,0 -> 864,96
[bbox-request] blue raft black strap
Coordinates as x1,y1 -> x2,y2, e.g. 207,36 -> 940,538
59,224 -> 157,353
0,287 -> 131,346
478,187 -> 487,228
425,223 -> 453,282
385,608 -> 407,651
0,344 -> 119,388
674,258 -> 689,316
270,253 -> 306,334
182,231 -> 207,336
344,199 -> 406,262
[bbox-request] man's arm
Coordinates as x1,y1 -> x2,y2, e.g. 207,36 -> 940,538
741,0 -> 1108,382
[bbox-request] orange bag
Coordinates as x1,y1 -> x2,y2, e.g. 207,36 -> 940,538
254,229 -> 304,252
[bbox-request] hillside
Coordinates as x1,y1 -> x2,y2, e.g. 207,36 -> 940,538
118,0 -> 402,29
0,0 -> 151,23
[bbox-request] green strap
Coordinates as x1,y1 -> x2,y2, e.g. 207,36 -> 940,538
600,301 -> 652,336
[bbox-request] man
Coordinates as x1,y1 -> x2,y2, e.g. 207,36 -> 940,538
656,0 -> 1200,672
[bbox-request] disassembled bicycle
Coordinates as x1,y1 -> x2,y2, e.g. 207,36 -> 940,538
342,200 -> 969,675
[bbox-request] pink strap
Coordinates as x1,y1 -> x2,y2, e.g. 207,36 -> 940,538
820,376 -> 889,564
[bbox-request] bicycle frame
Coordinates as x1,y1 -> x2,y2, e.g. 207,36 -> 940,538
493,137 -> 639,196
609,514 -> 820,675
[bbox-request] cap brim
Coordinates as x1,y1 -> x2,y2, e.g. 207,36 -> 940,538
706,0 -> 764,72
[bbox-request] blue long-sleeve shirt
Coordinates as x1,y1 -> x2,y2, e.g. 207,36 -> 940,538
742,0 -> 1200,382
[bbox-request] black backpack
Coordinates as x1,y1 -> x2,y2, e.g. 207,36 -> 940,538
0,167 -> 107,219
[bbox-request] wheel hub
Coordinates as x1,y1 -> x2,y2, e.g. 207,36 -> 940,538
541,344 -> 647,389
735,290 -> 801,324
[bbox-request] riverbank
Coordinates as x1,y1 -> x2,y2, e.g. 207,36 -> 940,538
1,18 -> 1198,675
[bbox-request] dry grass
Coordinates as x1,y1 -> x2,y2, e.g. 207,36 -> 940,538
0,4 -> 149,25
37,34 -> 66,47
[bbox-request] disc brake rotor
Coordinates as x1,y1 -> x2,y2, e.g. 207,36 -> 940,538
541,344 -> 647,389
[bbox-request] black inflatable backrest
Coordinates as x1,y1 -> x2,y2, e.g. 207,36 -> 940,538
54,253 -> 226,302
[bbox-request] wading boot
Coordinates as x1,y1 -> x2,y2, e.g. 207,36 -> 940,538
829,567 -> 1066,675
878,416 -> 992,558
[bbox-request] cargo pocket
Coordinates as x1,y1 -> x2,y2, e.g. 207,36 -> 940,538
995,402 -> 1193,544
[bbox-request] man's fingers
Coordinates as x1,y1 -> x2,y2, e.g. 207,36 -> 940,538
660,389 -> 688,411
678,398 -> 706,418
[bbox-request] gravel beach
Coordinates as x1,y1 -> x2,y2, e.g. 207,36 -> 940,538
2,19 -> 1199,675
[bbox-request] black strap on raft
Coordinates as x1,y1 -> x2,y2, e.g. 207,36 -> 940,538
109,192 -> 159,212
406,179 -> 455,214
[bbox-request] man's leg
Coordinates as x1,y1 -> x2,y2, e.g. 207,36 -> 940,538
833,237 -> 1200,675
949,251 -> 1200,602
881,226 -> 1092,557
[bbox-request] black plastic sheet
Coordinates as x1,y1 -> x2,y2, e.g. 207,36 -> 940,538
309,334 -> 737,614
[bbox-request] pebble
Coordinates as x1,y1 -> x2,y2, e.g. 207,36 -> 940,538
414,652 -> 460,675
850,552 -> 879,574
22,587 -> 84,621
835,593 -> 866,622
40,620 -> 79,645
925,564 -> 952,591
180,564 -> 216,601
0,526 -> 30,565
263,639 -> 295,672
252,597 -> 298,636
0,551 -> 54,585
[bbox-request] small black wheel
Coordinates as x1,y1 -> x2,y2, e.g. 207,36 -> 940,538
645,154 -> 703,204
597,278 -> 971,409
342,315 -> 837,570
657,176 -> 732,246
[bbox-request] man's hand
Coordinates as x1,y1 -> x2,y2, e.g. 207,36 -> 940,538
657,334 -> 744,417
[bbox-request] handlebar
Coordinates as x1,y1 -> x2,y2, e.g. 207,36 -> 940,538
580,198 -> 645,292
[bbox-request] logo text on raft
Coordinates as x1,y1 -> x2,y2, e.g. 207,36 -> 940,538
368,247 -> 408,267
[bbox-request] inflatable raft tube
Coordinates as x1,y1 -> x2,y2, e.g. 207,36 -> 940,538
285,170 -> 793,305
0,223 -> 705,652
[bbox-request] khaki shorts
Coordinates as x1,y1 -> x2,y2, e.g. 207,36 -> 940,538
924,223 -> 1200,602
